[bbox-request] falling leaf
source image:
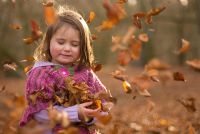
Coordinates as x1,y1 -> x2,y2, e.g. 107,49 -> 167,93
138,33 -> 149,42
92,63 -> 102,72
9,23 -> 22,30
23,37 -> 34,44
23,20 -> 43,44
132,12 -> 146,29
133,6 -> 166,28
129,39 -> 142,60
110,69 -> 127,81
43,2 -> 57,25
177,97 -> 196,112
24,65 -> 33,73
173,72 -> 186,82
20,56 -> 35,62
150,76 -> 160,82
3,61 -> 17,71
118,50 -> 132,66
122,80 -> 132,93
86,11 -> 96,24
91,34 -> 97,41
96,0 -> 126,31
145,58 -> 170,71
147,6 -> 166,16
117,0 -> 128,4
186,59 -> 200,71
174,39 -> 190,55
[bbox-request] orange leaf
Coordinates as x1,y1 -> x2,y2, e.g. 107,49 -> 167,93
91,34 -> 97,41
20,56 -> 35,62
110,69 -> 127,81
117,0 -> 128,4
138,33 -> 149,42
129,40 -> 142,60
173,72 -> 186,82
186,59 -> 200,71
122,80 -> 132,93
145,58 -> 170,71
9,23 -> 22,30
31,20 -> 43,40
92,63 -> 102,72
86,11 -> 96,24
43,2 -> 57,25
147,6 -> 166,16
97,0 -> 126,31
177,97 -> 196,113
3,61 -> 17,71
24,65 -> 33,73
174,39 -> 190,55
118,50 -> 132,66
23,37 -> 34,44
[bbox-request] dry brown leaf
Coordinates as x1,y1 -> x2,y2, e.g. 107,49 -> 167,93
23,20 -> 43,44
3,61 -> 17,71
186,59 -> 200,71
118,50 -> 132,66
20,56 -> 35,62
177,97 -> 196,112
92,63 -> 102,72
138,33 -> 149,42
173,72 -> 186,82
43,2 -> 57,25
9,23 -> 22,30
24,65 -> 33,73
96,0 -> 126,31
129,39 -> 142,60
110,69 -> 127,81
145,58 -> 170,71
174,39 -> 190,55
86,11 -> 96,24
122,80 -> 132,93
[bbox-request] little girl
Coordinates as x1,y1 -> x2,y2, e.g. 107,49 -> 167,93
19,7 -> 108,134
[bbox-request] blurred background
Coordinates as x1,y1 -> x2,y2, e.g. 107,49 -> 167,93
0,0 -> 200,77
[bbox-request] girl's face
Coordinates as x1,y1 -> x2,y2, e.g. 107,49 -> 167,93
50,24 -> 80,67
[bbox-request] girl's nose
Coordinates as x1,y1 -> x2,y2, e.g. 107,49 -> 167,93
63,44 -> 71,51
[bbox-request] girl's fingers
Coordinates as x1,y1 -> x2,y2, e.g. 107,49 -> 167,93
81,101 -> 93,107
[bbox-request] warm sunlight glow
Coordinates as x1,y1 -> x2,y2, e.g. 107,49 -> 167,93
179,0 -> 188,6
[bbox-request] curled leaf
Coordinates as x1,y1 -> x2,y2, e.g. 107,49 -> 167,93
86,11 -> 96,24
43,2 -> 57,25
122,80 -> 132,93
9,23 -> 22,30
186,59 -> 200,71
174,39 -> 190,55
3,61 -> 17,71
173,72 -> 186,82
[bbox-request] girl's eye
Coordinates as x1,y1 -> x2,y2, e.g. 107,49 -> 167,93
57,41 -> 64,45
72,43 -> 79,47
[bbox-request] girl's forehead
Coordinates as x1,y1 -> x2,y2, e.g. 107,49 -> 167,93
53,24 -> 80,40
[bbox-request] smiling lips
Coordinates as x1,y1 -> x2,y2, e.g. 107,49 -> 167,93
60,54 -> 72,58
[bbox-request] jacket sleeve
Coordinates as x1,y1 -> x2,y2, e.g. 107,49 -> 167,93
19,66 -> 56,127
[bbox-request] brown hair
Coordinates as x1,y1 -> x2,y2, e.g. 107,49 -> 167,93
34,7 -> 94,69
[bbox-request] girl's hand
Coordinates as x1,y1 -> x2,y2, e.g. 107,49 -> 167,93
78,101 -> 100,122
